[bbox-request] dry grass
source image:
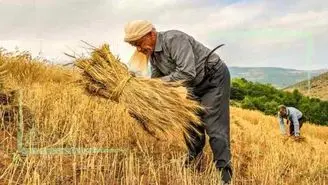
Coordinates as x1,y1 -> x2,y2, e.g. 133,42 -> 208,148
285,72 -> 328,101
0,51 -> 327,185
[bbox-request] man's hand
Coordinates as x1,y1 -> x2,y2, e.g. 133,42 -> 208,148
292,135 -> 302,142
175,86 -> 188,99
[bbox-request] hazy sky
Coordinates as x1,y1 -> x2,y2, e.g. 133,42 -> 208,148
0,0 -> 327,70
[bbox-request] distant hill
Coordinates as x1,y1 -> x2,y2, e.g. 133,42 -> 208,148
229,67 -> 327,88
285,72 -> 328,101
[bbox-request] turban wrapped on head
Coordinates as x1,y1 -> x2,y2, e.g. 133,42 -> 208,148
124,20 -> 154,42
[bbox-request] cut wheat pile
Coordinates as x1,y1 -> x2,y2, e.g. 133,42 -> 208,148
71,43 -> 203,138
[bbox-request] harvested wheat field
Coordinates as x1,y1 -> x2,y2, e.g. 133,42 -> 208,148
0,50 -> 328,185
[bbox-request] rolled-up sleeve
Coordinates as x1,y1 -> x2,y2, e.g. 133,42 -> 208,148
160,36 -> 196,83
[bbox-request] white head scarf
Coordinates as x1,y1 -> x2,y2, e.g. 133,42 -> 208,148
124,20 -> 153,42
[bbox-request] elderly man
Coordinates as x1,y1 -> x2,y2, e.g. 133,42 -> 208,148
124,20 -> 232,184
278,105 -> 305,137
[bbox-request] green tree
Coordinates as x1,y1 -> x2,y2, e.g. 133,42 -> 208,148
230,78 -> 328,126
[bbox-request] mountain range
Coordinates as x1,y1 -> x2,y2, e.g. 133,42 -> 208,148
229,67 -> 328,88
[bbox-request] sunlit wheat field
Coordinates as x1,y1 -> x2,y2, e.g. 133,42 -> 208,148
0,51 -> 327,185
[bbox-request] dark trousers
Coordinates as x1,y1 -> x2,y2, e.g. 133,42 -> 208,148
289,116 -> 305,135
185,62 -> 232,175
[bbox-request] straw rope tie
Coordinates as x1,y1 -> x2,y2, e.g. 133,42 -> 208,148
111,76 -> 133,101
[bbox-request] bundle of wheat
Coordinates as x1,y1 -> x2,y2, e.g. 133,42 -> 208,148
72,43 -> 203,138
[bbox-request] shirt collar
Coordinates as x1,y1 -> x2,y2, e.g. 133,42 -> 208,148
154,32 -> 163,52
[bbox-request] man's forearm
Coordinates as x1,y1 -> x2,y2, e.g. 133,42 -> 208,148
278,118 -> 286,135
160,75 -> 171,82
293,121 -> 300,136
160,72 -> 195,85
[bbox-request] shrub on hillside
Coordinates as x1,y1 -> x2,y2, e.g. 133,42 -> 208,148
231,78 -> 328,125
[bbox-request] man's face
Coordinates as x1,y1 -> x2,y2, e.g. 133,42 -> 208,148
279,108 -> 287,117
129,32 -> 155,56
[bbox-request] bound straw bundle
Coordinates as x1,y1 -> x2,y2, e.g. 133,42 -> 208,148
73,44 -> 202,138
